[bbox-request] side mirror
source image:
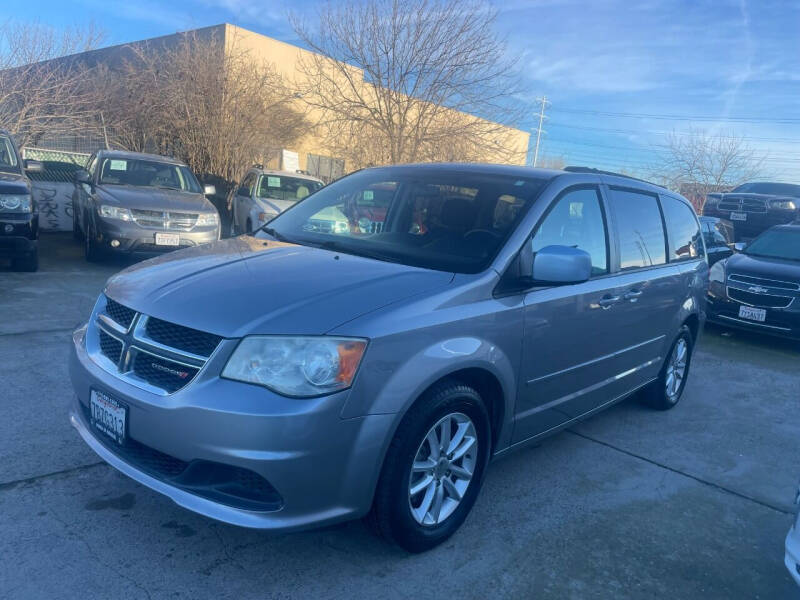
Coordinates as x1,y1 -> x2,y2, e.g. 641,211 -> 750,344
24,159 -> 44,173
532,245 -> 592,284
733,241 -> 747,252
74,169 -> 91,184
203,184 -> 216,196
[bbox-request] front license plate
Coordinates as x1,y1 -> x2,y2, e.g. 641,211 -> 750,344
90,389 -> 127,445
739,305 -> 766,322
155,232 -> 180,246
730,211 -> 747,221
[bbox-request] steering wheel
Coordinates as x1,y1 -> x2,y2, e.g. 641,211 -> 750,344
463,228 -> 502,241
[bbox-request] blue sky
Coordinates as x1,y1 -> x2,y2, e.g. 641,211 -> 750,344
4,0 -> 800,181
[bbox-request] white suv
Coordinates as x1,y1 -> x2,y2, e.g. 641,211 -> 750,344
230,167 -> 323,234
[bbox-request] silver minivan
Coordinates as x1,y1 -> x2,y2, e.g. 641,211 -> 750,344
69,163 -> 707,552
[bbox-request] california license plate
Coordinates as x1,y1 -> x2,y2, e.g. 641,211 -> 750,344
90,389 -> 127,445
739,305 -> 766,322
730,212 -> 747,221
155,232 -> 180,246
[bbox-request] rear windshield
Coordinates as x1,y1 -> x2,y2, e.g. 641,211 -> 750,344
261,167 -> 548,273
745,229 -> 800,262
98,158 -> 202,193
732,182 -> 800,197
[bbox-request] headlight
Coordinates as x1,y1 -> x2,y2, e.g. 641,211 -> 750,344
222,336 -> 367,397
710,260 -> 726,284
769,200 -> 796,210
334,221 -> 349,233
196,212 -> 219,226
99,205 -> 133,221
0,194 -> 32,213
257,211 -> 277,223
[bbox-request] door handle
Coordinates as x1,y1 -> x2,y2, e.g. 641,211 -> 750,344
623,289 -> 643,302
597,294 -> 621,309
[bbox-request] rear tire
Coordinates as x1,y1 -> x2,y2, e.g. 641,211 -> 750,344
12,250 -> 38,272
641,325 -> 694,410
366,380 -> 491,553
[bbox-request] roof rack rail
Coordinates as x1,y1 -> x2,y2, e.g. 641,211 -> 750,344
563,166 -> 664,189
252,163 -> 264,169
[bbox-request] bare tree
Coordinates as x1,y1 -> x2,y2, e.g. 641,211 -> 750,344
103,31 -> 307,185
652,128 -> 767,209
292,0 -> 525,169
0,21 -> 104,147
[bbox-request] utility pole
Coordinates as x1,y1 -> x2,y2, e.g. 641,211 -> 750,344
532,96 -> 549,167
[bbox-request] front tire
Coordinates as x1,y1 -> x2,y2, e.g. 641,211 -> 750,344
366,380 -> 491,552
72,203 -> 83,241
641,325 -> 694,410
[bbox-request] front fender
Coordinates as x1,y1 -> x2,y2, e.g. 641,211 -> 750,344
342,335 -> 518,449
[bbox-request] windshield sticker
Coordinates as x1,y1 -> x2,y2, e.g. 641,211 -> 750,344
267,176 -> 281,187
363,190 -> 374,201
109,160 -> 127,171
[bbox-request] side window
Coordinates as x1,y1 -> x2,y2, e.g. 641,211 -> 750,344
240,173 -> 255,196
608,188 -> 666,270
87,154 -> 97,178
532,187 -> 608,276
661,196 -> 704,261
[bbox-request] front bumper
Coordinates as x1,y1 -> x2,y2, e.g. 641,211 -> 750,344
92,220 -> 220,255
0,213 -> 38,258
706,292 -> 800,340
68,326 -> 394,531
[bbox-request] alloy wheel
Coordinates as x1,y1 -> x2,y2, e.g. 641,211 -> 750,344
665,338 -> 688,401
408,412 -> 478,526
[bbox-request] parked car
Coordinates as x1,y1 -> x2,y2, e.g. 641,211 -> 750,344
0,129 -> 43,271
72,150 -> 220,261
699,216 -> 735,266
68,164 -> 707,552
707,223 -> 800,339
703,181 -> 800,241
230,166 -> 323,234
785,482 -> 800,587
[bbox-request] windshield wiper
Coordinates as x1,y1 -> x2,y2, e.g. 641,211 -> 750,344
259,226 -> 295,243
315,239 -> 402,264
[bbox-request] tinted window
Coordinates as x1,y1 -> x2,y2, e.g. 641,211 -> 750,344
263,167 -> 547,273
745,229 -> 800,261
661,196 -> 704,261
531,187 -> 608,275
732,182 -> 800,197
99,158 -> 202,193
257,175 -> 323,202
609,189 -> 666,270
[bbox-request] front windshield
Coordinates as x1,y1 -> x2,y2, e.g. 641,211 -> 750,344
98,157 -> 202,193
745,229 -> 800,261
0,135 -> 20,173
732,182 -> 800,197
260,167 -> 547,273
257,175 -> 323,203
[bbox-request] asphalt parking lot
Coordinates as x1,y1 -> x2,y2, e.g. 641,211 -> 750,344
2,233 -> 799,599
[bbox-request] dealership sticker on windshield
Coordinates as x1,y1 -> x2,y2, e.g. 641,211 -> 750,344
267,176 -> 280,187
363,190 -> 374,200
109,160 -> 127,171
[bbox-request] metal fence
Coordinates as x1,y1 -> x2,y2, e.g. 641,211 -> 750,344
22,147 -> 89,183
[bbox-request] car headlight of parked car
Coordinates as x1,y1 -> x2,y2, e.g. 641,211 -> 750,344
196,212 -> 219,227
0,194 -> 32,213
222,336 -> 368,397
709,260 -> 726,284
258,211 -> 277,223
769,199 -> 796,210
99,205 -> 133,221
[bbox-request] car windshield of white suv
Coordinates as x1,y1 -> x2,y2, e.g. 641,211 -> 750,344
745,229 -> 800,261
257,175 -> 323,202
98,158 -> 202,193
0,135 -> 20,174
732,182 -> 800,197
260,167 -> 547,273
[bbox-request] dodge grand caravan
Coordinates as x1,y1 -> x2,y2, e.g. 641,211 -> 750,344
69,163 -> 707,552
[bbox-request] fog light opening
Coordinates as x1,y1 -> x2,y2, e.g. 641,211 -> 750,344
110,239 -> 121,248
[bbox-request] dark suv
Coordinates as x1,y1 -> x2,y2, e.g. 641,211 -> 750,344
703,181 -> 800,240
0,130 -> 43,271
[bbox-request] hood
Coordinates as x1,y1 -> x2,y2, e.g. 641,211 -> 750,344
0,171 -> 30,195
97,185 -> 215,213
720,192 -> 798,202
104,236 -> 454,337
725,252 -> 800,283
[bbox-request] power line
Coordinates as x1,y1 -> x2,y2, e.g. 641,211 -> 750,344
547,121 -> 800,144
551,107 -> 800,124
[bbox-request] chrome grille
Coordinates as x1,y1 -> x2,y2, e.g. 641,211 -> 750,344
87,295 -> 222,395
728,273 -> 800,291
130,209 -> 198,231
727,287 -> 793,309
718,196 -> 767,213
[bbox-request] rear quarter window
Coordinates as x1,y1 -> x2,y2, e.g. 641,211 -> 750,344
608,188 -> 667,270
661,196 -> 704,261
